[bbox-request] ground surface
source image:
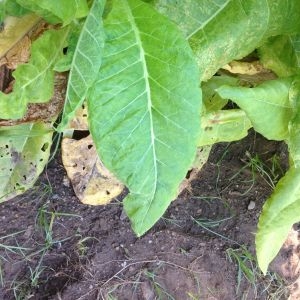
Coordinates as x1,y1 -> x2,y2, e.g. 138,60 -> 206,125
0,132 -> 299,300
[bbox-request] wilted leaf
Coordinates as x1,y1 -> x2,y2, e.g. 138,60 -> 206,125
199,109 -> 252,146
88,0 -> 201,236
256,167 -> 300,274
62,135 -> 124,205
217,78 -> 294,140
0,122 -> 53,201
58,0 -> 106,131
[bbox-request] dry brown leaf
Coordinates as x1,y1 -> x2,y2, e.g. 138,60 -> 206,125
0,15 -> 42,68
62,135 -> 124,205
222,60 -> 268,75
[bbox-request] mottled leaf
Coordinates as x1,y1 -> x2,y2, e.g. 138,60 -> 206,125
0,123 -> 53,201
150,0 -> 300,80
88,0 -> 201,236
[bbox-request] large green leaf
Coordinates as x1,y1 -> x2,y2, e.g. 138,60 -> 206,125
16,0 -> 89,25
256,167 -> 300,274
57,0 -> 106,131
149,0 -> 300,80
0,123 -> 53,201
259,34 -> 300,77
217,78 -> 294,141
88,0 -> 201,236
198,109 -> 252,146
0,28 -> 69,120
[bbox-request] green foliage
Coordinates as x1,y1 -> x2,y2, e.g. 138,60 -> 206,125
58,0 -> 106,130
2,0 -> 300,274
88,0 -> 201,235
217,78 -> 295,140
0,27 -> 69,119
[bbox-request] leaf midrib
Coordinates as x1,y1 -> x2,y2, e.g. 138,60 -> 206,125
125,1 -> 158,223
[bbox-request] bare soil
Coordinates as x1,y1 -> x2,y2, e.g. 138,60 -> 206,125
0,132 -> 299,300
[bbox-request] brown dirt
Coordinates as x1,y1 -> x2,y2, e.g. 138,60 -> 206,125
0,132 -> 299,300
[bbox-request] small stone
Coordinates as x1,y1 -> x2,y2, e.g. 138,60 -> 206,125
248,200 -> 256,210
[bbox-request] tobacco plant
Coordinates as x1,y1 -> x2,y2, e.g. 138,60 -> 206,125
1,0 -> 300,274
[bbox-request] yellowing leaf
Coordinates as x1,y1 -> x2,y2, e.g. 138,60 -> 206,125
0,14 -> 40,60
61,135 -> 124,205
0,122 -> 53,201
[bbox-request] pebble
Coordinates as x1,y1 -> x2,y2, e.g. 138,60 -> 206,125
248,200 -> 256,210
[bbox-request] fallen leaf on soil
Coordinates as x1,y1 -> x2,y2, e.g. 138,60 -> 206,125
62,135 -> 124,205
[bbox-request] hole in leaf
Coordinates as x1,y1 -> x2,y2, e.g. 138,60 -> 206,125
72,130 -> 89,140
41,143 -> 49,152
185,170 -> 192,179
23,175 -> 27,180
63,47 -> 68,54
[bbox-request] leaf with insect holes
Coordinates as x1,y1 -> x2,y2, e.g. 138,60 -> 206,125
150,0 -> 300,80
62,135 -> 124,205
57,0 -> 106,131
217,78 -> 295,141
0,123 -> 53,202
88,0 -> 201,236
0,28 -> 69,120
256,166 -> 300,274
